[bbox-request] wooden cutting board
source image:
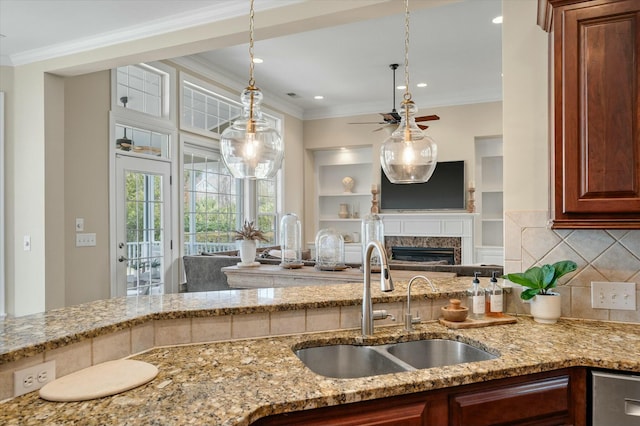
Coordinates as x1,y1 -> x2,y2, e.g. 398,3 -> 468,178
439,314 -> 517,329
39,359 -> 158,402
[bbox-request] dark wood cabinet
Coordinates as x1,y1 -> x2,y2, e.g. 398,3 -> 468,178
540,0 -> 640,229
252,368 -> 587,426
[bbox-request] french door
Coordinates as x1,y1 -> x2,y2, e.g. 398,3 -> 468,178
114,155 -> 172,297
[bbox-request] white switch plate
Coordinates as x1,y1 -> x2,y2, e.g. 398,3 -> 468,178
75,217 -> 84,232
23,235 -> 31,251
591,281 -> 636,310
76,233 -> 96,247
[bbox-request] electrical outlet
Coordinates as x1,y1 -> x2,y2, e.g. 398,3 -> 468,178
591,282 -> 636,310
14,360 -> 56,397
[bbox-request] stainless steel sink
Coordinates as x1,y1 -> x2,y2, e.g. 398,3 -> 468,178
295,339 -> 496,379
295,344 -> 409,378
386,339 -> 496,369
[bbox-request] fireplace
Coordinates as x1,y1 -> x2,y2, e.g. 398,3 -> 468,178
392,247 -> 455,264
381,213 -> 473,264
385,236 -> 462,265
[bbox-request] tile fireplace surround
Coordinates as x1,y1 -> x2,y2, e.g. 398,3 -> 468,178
380,213 -> 473,264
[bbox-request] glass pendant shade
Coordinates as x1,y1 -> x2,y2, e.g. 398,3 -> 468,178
380,100 -> 438,184
279,213 -> 302,266
220,86 -> 284,179
315,228 -> 345,269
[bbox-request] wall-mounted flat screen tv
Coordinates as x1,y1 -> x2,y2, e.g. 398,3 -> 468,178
380,160 -> 466,210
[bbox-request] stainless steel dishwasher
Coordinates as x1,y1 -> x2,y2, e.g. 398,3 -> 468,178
592,371 -> 640,426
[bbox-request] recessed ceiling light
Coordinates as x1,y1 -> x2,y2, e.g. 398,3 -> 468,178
492,16 -> 503,24
416,83 -> 427,88
252,57 -> 263,64
396,85 -> 406,90
314,95 -> 324,100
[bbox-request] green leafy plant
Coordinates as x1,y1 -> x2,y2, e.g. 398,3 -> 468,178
502,260 -> 577,300
235,220 -> 268,242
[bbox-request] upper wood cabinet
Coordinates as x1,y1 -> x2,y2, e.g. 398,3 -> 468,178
540,0 -> 640,228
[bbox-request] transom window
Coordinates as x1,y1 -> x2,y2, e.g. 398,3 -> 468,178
116,64 -> 167,117
182,82 -> 241,135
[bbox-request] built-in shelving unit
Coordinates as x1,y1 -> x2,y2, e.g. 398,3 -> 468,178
313,147 -> 373,263
475,137 -> 504,264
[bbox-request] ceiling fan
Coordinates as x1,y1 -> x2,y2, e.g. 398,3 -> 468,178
349,63 -> 440,131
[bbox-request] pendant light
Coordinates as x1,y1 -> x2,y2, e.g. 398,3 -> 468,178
380,0 -> 438,184
220,0 -> 284,180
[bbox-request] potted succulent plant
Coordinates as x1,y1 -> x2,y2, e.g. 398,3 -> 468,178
235,220 -> 268,265
502,260 -> 577,324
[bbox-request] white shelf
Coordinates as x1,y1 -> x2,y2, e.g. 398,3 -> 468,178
315,147 -> 373,238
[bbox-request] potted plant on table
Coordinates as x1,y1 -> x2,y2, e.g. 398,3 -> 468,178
502,260 -> 578,324
235,220 -> 268,265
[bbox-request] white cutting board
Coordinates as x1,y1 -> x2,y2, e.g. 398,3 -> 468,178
39,359 -> 158,402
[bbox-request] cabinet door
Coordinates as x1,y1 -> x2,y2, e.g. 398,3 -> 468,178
251,392 -> 431,425
552,0 -> 640,228
450,375 -> 570,426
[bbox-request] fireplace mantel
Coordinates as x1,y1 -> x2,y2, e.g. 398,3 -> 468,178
380,213 -> 474,264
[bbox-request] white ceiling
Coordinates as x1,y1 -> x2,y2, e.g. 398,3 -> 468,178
0,0 -> 502,120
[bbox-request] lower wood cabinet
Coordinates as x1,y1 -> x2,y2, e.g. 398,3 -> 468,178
252,368 -> 586,426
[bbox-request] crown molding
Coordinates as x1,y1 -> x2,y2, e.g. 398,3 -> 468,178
303,92 -> 503,121
8,0 -> 304,66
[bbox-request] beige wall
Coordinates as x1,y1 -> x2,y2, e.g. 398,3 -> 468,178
1,66 -> 15,315
44,73 -> 66,310
64,71 -> 112,306
302,102 -> 502,242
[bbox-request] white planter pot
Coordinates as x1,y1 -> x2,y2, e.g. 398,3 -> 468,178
238,240 -> 257,264
530,292 -> 562,324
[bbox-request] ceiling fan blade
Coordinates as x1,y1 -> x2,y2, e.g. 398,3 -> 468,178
380,113 -> 397,122
415,114 -> 440,122
348,122 -> 387,125
418,124 -> 429,130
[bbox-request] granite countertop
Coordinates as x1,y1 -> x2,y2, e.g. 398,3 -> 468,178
0,276 -> 472,364
1,318 -> 639,425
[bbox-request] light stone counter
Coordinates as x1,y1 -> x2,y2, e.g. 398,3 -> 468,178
1,275 -> 639,425
223,264 -> 456,288
1,318 -> 639,425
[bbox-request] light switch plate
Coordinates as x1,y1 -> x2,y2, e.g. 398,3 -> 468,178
591,282 -> 636,310
76,233 -> 96,247
75,217 -> 84,232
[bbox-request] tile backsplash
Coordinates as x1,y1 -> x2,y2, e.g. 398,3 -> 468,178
504,210 -> 640,323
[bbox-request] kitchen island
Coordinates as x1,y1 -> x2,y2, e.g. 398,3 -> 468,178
1,277 -> 639,425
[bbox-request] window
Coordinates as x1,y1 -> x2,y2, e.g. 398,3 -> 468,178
183,145 -> 241,255
180,75 -> 283,257
116,64 -> 168,118
115,123 -> 170,158
257,178 -> 278,245
182,82 -> 241,135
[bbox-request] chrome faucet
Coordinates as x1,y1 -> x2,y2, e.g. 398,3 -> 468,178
362,240 -> 394,336
404,275 -> 437,331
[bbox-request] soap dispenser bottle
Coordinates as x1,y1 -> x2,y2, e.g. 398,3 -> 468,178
486,271 -> 504,317
467,272 -> 485,319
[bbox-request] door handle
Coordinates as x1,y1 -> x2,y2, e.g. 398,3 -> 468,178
626,399 -> 640,416
118,255 -> 128,262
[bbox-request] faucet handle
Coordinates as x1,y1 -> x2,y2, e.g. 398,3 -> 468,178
372,309 -> 395,321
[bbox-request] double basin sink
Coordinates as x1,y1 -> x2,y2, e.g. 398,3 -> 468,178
295,339 -> 497,379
